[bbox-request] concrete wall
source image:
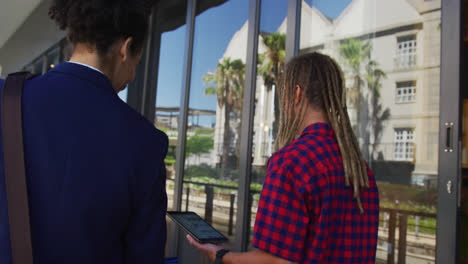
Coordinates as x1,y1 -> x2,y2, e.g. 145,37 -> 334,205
0,0 -> 65,77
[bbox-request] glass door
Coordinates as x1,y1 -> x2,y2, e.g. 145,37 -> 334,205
295,0 -> 454,263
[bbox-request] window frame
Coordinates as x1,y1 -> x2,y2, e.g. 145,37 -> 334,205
395,80 -> 417,104
395,34 -> 417,69
393,128 -> 415,162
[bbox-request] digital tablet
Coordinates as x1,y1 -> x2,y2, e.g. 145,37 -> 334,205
167,211 -> 228,244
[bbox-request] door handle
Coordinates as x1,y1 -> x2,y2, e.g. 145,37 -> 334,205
447,180 -> 452,194
444,122 -> 454,152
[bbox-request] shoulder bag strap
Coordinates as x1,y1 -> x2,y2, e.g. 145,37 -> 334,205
1,72 -> 35,264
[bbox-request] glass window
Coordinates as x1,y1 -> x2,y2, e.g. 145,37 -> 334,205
249,0 -> 288,249
396,81 -> 416,103
46,47 -> 60,71
33,57 -> 44,75
462,5 -> 468,260
396,35 -> 417,69
300,0 -> 440,262
182,0 -> 249,247
155,21 -> 187,212
24,64 -> 34,73
393,128 -> 415,161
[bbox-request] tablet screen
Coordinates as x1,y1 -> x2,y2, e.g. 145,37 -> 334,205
167,212 -> 227,243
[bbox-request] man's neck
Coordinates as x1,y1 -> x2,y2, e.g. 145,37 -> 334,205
69,58 -> 106,75
69,44 -> 113,79
298,107 -> 329,135
69,44 -> 119,91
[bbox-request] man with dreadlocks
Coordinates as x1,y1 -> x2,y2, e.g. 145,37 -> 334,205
187,52 -> 379,264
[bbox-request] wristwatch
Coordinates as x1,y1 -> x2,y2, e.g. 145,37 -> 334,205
215,249 -> 230,264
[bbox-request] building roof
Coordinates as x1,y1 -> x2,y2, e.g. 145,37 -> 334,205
156,107 -> 216,116
0,0 -> 41,49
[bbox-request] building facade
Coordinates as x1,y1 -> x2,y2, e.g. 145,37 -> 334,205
0,0 -> 464,263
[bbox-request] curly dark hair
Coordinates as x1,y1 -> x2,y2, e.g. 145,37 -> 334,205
49,0 -> 155,56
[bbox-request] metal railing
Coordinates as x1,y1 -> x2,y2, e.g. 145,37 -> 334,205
168,179 -> 436,263
169,179 -> 261,236
379,208 -> 436,264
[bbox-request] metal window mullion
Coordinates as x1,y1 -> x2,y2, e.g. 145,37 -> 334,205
436,0 -> 462,262
173,0 -> 196,212
234,0 -> 261,252
127,52 -> 147,112
142,8 -> 161,122
41,55 -> 47,74
285,0 -> 301,62
137,10 -> 157,118
127,9 -> 160,119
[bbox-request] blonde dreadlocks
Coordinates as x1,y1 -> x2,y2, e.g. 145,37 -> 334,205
275,52 -> 369,213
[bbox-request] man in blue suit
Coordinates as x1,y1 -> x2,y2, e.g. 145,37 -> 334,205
0,0 -> 168,263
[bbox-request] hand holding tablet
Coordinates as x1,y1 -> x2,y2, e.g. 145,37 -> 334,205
167,211 -> 228,244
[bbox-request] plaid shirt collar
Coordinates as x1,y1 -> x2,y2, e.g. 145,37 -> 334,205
300,122 -> 335,138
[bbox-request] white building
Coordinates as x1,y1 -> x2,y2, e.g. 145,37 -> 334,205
215,0 -> 441,186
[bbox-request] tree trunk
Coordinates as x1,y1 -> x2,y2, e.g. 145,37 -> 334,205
220,103 -> 232,180
235,112 -> 242,168
353,75 -> 362,138
272,68 -> 282,146
272,87 -> 280,145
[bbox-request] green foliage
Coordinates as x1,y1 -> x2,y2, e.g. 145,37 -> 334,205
185,131 -> 214,157
164,156 -> 176,165
182,168 -> 263,194
258,32 -> 286,140
408,217 -> 436,234
339,38 -> 372,73
258,32 -> 286,88
203,57 -> 245,109
203,57 -> 245,179
259,32 -> 286,82
185,165 -> 219,179
378,183 -> 437,235
339,38 -> 391,160
378,182 -> 437,209
378,210 -> 436,235
192,129 -> 215,135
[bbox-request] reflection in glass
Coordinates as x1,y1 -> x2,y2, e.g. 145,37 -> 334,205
183,0 -> 249,245
46,47 -> 60,71
299,0 -> 441,262
33,58 -> 43,75
247,0 -> 288,248
156,25 -> 186,211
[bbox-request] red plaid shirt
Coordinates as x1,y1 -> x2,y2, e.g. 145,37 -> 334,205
252,123 -> 379,263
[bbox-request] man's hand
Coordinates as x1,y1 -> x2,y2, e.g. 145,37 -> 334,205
186,235 -> 224,261
186,234 -> 297,264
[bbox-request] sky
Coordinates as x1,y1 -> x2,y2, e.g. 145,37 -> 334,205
154,0 -> 351,126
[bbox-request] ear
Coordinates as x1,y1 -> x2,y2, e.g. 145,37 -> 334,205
119,37 -> 133,62
295,85 -> 303,107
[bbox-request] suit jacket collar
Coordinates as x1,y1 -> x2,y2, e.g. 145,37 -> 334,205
49,62 -> 116,95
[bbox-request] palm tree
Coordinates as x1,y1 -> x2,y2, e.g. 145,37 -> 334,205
365,61 -> 390,161
339,38 -> 390,162
257,32 -> 286,144
339,38 -> 372,115
204,57 -> 245,179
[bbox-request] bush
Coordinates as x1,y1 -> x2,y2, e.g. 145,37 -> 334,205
377,182 -> 437,207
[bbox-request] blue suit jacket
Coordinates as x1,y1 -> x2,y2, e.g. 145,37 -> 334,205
0,63 -> 168,264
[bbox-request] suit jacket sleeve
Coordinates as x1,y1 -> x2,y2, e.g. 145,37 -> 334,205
124,132 -> 168,264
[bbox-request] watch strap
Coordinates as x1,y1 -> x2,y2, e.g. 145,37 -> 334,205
215,249 -> 230,264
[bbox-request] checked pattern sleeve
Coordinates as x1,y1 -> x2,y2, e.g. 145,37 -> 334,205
252,154 -> 312,262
